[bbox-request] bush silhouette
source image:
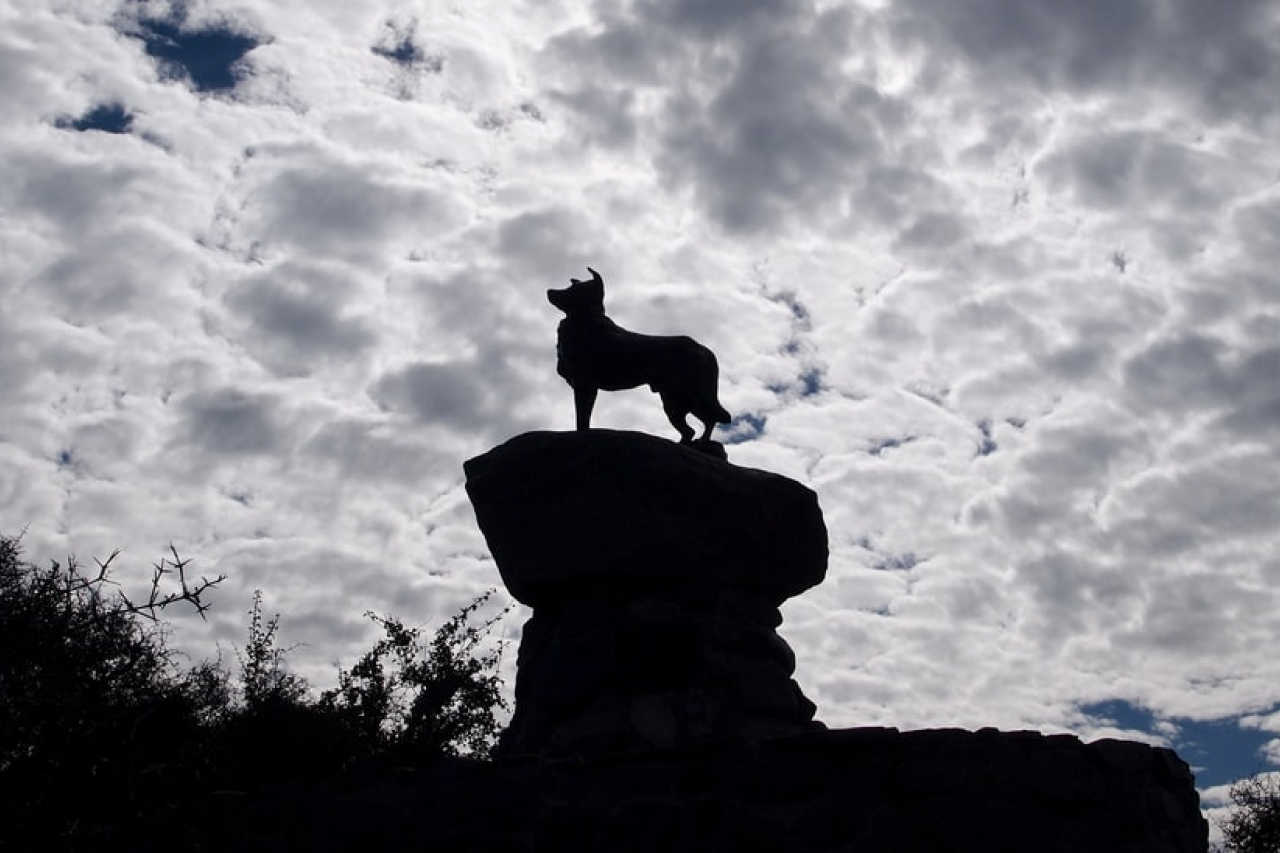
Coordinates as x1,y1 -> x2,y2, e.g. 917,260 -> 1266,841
0,531 -> 509,848
319,593 -> 509,760
0,535 -> 221,845
1218,773 -> 1280,852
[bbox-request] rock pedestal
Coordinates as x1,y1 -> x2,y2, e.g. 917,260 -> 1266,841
464,430 -> 827,756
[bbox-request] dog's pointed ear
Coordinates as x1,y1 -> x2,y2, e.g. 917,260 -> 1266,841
587,267 -> 603,284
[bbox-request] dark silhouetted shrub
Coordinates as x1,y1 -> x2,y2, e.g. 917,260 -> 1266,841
319,591 -> 509,759
1218,772 -> 1280,853
0,530 -> 509,847
0,533 -> 222,846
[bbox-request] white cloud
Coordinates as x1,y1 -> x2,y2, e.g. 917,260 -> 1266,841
3,0 -> 1280,797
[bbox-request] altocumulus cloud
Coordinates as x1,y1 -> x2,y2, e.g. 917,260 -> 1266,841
3,3 -> 1280,824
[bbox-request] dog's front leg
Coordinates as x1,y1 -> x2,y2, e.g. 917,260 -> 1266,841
573,384 -> 598,431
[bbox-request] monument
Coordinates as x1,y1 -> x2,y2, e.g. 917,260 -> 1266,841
465,268 -> 825,753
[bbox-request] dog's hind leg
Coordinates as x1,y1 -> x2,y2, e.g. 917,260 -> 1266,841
661,396 -> 696,444
573,385 -> 598,431
694,402 -> 731,441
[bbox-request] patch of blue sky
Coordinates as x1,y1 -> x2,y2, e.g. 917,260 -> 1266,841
724,412 -> 767,445
132,15 -> 262,92
56,103 -> 132,134
1081,699 -> 1279,790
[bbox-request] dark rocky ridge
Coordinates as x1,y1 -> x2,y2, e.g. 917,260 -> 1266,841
148,728 -> 1207,851
465,430 -> 828,755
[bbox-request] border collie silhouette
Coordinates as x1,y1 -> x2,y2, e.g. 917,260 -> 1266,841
548,267 -> 731,445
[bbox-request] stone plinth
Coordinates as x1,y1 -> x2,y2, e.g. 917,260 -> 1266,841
464,430 -> 828,755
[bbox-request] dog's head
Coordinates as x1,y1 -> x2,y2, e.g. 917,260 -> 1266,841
548,267 -> 606,317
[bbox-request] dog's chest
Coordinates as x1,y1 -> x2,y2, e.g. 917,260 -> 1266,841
556,317 -> 609,363
558,316 -> 638,384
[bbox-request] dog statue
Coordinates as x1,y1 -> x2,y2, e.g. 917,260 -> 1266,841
548,267 -> 731,444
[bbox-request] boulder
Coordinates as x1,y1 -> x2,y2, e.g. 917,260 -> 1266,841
463,430 -> 827,608
464,430 -> 828,755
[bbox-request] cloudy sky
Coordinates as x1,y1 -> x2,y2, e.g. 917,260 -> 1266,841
3,0 -> 1279,822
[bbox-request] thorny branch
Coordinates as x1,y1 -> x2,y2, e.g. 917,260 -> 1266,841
117,545 -> 225,621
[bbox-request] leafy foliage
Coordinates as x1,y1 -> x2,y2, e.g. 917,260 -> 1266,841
0,531 -> 509,847
319,592 -> 509,759
1218,773 -> 1280,853
210,591 -> 350,789
238,589 -> 308,710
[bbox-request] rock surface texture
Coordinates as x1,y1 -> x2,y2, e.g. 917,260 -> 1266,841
464,430 -> 828,755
